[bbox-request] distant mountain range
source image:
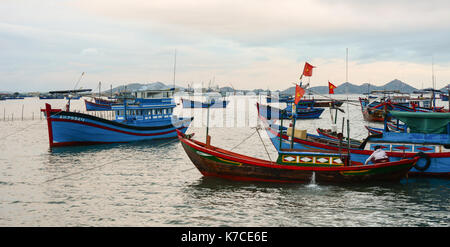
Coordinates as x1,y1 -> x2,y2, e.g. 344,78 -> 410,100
103,79 -> 444,96
3,79 -> 447,95
281,79 -> 427,95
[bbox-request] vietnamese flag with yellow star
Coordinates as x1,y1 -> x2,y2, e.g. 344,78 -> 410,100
294,85 -> 305,104
328,81 -> 337,94
302,62 -> 315,77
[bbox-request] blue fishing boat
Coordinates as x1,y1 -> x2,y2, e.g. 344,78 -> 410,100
65,95 -> 81,100
84,97 -> 116,111
257,102 -> 324,120
258,111 -> 450,178
266,95 -> 291,103
85,99 -> 112,111
181,98 -> 229,108
41,88 -> 193,148
39,94 -> 64,99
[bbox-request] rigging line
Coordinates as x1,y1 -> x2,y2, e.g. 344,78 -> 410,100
42,138 -> 179,184
256,127 -> 273,162
305,87 -> 361,107
229,129 -> 258,151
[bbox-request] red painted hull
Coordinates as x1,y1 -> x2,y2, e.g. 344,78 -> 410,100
178,131 -> 417,184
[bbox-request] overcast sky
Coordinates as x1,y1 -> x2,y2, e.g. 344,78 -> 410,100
1,0 -> 450,92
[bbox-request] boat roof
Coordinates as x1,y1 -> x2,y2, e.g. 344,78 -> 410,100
49,89 -> 92,94
390,111 -> 450,134
368,131 -> 450,145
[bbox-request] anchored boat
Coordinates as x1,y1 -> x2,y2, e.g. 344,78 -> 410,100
177,130 -> 417,184
259,111 -> 450,178
41,88 -> 193,148
181,98 -> 229,108
257,102 -> 324,120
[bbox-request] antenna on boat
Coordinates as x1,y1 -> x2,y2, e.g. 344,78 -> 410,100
66,72 -> 85,111
345,48 -> 351,162
173,49 -> 177,88
73,72 -> 85,93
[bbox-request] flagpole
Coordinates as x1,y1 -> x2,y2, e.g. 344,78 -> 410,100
345,48 -> 350,156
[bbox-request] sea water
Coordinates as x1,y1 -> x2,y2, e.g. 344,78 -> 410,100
0,95 -> 448,226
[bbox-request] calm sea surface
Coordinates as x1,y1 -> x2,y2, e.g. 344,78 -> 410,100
0,95 -> 449,226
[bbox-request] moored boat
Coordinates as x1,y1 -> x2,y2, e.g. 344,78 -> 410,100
259,112 -> 450,178
177,130 -> 417,184
85,99 -> 113,111
257,102 -> 324,120
41,88 -> 193,148
181,98 -> 229,108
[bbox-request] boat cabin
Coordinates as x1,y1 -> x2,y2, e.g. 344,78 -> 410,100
112,88 -> 177,123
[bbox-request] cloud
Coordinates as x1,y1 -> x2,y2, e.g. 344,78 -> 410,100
81,48 -> 99,56
1,0 -> 449,91
71,0 -> 450,35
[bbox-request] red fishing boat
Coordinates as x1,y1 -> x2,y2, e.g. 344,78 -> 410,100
177,130 -> 418,184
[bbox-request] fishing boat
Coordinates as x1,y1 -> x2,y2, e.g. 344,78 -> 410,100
365,122 -> 406,135
65,95 -> 81,100
181,97 -> 229,108
85,81 -> 118,111
360,89 -> 448,122
259,111 -> 450,178
316,128 -> 362,146
84,99 -> 113,111
266,95 -> 291,103
286,98 -> 343,108
177,130 -> 417,184
84,97 -> 118,111
39,94 -> 64,99
41,88 -> 193,148
359,97 -> 393,122
257,102 -> 324,120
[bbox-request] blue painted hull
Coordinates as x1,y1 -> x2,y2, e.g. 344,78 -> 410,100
85,99 -> 112,111
45,109 -> 192,147
260,117 -> 450,178
39,95 -> 64,99
257,103 -> 324,119
181,98 -> 229,108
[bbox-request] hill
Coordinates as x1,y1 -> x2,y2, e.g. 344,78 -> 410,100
281,79 -> 419,95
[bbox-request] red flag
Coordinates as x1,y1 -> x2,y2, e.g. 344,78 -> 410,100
294,85 -> 305,104
328,81 -> 337,94
302,62 -> 315,77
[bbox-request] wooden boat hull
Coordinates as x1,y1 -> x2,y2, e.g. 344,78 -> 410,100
42,104 -> 192,147
313,100 -> 344,107
178,131 -> 417,184
181,98 -> 229,108
85,99 -> 112,111
260,116 -> 450,178
257,103 -> 324,119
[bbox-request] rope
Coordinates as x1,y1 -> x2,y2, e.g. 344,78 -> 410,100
305,87 -> 361,107
229,129 -> 258,151
256,127 -> 273,162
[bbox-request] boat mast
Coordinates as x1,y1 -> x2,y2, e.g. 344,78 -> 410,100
206,99 -> 211,146
290,116 -> 296,149
173,49 -> 177,88
345,48 -> 350,156
432,56 -> 436,109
